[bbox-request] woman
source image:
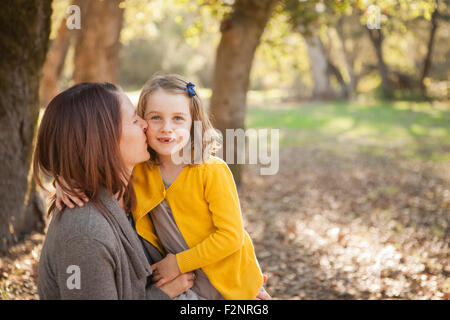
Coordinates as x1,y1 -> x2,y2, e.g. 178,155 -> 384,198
34,82 -> 195,299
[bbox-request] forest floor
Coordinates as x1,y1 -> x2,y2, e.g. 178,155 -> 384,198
242,146 -> 449,299
0,99 -> 449,299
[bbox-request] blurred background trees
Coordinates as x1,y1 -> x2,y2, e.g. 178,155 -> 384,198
41,0 -> 450,99
0,0 -> 449,251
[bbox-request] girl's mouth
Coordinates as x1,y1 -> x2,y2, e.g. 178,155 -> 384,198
157,137 -> 175,144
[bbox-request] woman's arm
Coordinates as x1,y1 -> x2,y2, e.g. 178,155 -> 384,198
57,237 -> 119,299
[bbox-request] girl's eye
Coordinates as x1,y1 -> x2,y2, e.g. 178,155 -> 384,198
151,116 -> 161,120
174,116 -> 184,121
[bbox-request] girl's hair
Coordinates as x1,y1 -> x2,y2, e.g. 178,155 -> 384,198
33,82 -> 136,217
137,73 -> 221,166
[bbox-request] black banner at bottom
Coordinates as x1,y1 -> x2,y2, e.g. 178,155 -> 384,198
0,299 -> 444,318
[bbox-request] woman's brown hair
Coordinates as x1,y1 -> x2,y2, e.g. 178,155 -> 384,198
33,82 -> 136,217
137,73 -> 221,166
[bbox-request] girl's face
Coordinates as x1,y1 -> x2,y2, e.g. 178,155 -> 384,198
118,91 -> 150,169
143,89 -> 192,159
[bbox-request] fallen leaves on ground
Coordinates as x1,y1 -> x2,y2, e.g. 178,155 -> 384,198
0,232 -> 42,299
241,146 -> 449,299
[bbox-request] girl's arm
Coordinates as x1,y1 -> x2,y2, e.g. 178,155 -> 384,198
150,272 -> 196,299
54,178 -> 89,210
152,160 -> 245,284
176,160 -> 245,272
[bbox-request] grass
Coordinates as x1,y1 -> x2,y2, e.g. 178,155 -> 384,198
246,99 -> 450,162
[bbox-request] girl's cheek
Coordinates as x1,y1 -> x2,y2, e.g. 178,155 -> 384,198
145,122 -> 154,137
146,132 -> 155,147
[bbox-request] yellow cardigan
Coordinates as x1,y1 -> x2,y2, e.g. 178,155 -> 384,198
131,156 -> 263,300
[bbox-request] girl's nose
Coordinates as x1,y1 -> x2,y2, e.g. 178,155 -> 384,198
161,120 -> 173,133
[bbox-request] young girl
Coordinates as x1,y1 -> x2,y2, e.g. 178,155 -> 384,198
56,74 -> 269,300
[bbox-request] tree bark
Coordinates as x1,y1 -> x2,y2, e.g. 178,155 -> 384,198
420,6 -> 439,97
367,28 -> 393,98
210,0 -> 279,186
335,16 -> 357,97
73,0 -> 124,84
327,60 -> 349,99
0,0 -> 52,252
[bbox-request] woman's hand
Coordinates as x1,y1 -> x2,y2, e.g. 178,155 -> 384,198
54,178 -> 89,210
157,272 -> 195,299
151,253 -> 182,287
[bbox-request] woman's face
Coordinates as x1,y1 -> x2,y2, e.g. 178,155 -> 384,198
118,91 -> 150,169
143,89 -> 192,158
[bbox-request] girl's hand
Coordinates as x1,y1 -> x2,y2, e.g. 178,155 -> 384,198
255,274 -> 272,300
158,272 -> 195,299
256,286 -> 272,300
151,253 -> 182,287
54,178 -> 89,210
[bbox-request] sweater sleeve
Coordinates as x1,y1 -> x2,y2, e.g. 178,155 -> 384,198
176,160 -> 245,272
57,237 -> 119,299
145,283 -> 172,300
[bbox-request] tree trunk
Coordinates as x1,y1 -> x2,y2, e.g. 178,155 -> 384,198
420,6 -> 439,97
0,0 -> 52,252
209,0 -> 279,186
304,35 -> 336,100
40,0 -> 89,107
367,28 -> 393,98
335,17 -> 357,97
40,17 -> 73,108
327,60 -> 349,99
73,0 -> 124,84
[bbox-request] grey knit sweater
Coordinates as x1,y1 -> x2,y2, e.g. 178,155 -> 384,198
38,188 -> 170,300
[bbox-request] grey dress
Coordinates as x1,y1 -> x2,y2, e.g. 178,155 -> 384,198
148,178 -> 225,300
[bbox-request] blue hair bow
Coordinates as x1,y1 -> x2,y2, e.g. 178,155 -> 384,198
186,82 -> 196,97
